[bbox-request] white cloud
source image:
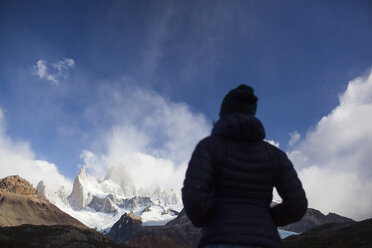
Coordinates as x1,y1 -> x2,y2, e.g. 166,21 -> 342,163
140,4 -> 175,79
289,131 -> 301,146
80,86 -> 210,192
0,108 -> 72,192
266,139 -> 280,148
289,69 -> 372,220
32,58 -> 75,85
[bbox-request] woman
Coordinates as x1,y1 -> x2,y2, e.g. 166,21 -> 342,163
182,84 -> 307,248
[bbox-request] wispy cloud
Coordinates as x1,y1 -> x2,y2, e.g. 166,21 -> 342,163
289,131 -> 301,146
140,3 -> 175,80
289,69 -> 372,220
32,58 -> 75,85
79,84 -> 210,192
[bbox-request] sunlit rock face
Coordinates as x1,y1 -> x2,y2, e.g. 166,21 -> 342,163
69,166 -> 91,210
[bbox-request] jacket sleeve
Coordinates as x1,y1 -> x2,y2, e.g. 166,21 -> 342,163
182,137 -> 214,227
271,150 -> 308,226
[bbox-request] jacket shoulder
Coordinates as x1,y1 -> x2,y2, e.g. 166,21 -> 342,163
262,140 -> 287,161
195,135 -> 225,150
192,135 -> 227,165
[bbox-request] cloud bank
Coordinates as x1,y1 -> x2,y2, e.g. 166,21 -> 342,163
266,139 -> 280,148
288,131 -> 300,146
289,70 -> 372,220
0,108 -> 72,192
80,85 -> 210,192
32,58 -> 75,85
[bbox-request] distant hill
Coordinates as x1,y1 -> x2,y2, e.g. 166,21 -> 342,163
283,218 -> 372,248
280,207 -> 354,233
0,175 -> 86,228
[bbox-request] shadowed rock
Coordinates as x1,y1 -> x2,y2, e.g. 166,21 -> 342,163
280,208 -> 354,233
107,209 -> 200,248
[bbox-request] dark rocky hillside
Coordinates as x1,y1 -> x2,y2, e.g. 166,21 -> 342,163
283,218 -> 372,248
280,208 -> 354,233
0,224 -> 127,248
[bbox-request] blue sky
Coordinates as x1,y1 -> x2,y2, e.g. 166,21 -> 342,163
1,1 -> 372,219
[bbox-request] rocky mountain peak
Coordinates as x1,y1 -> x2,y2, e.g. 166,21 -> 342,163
0,175 -> 43,199
108,212 -> 143,242
124,212 -> 143,223
280,208 -> 355,233
36,180 -> 46,194
69,171 -> 86,210
78,166 -> 87,179
326,212 -> 354,223
108,209 -> 201,248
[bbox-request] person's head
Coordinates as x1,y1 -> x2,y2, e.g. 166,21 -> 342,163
219,84 -> 258,118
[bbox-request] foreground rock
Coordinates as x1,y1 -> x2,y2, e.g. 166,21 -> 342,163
283,218 -> 372,248
280,208 -> 354,233
0,175 -> 86,228
107,209 -> 200,248
0,224 -> 127,248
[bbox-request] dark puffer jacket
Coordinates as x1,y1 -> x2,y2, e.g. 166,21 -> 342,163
182,113 -> 307,248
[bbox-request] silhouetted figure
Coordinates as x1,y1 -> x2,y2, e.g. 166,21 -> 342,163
182,85 -> 307,248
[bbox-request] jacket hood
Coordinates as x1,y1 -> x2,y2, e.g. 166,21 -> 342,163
212,113 -> 265,141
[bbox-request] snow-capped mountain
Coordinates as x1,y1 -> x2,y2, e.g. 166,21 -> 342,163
36,166 -> 310,239
37,166 -> 182,231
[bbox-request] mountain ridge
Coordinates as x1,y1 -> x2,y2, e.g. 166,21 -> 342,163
280,207 -> 354,233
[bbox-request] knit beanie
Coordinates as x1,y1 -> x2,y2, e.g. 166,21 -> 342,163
219,84 -> 258,117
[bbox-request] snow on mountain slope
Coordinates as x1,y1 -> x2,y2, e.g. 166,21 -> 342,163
279,230 -> 298,239
139,204 -> 180,226
38,166 -> 182,231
